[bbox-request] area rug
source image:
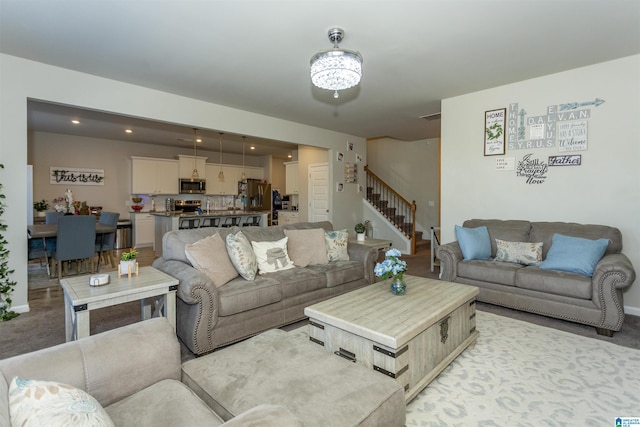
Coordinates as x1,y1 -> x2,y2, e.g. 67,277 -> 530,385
405,311 -> 640,426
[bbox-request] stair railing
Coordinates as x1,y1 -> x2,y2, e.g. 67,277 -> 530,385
364,166 -> 418,254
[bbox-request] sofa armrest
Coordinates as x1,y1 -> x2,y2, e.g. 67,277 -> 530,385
591,253 -> 636,330
0,318 -> 180,408
221,404 -> 302,427
347,243 -> 379,284
152,258 -> 219,306
437,241 -> 463,282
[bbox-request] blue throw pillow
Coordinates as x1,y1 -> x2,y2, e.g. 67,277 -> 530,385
539,233 -> 609,277
455,225 -> 492,261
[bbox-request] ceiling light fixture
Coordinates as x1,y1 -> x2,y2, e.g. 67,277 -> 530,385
218,132 -> 225,182
191,128 -> 200,178
241,136 -> 247,181
125,129 -> 133,134
71,120 -> 80,125
310,27 -> 363,99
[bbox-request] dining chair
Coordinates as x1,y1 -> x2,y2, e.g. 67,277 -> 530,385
51,215 -> 97,280
45,211 -> 65,224
95,212 -> 120,268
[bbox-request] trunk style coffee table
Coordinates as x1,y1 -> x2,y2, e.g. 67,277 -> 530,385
304,275 -> 479,403
59,266 -> 178,341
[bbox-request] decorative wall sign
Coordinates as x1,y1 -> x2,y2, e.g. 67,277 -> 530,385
484,108 -> 506,156
495,157 -> 515,171
50,167 -> 104,185
345,162 -> 358,183
516,154 -> 548,184
557,121 -> 588,152
549,155 -> 581,166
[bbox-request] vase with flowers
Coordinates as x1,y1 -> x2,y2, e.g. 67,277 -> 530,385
374,248 -> 408,295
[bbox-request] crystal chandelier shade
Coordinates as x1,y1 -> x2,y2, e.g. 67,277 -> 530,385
310,28 -> 362,98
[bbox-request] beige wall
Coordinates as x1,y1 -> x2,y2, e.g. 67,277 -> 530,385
441,55 -> 640,314
0,53 -> 366,312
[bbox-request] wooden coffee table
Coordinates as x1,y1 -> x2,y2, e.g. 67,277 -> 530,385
59,266 -> 178,341
304,275 -> 479,402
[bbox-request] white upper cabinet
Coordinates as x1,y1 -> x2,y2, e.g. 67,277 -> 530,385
284,161 -> 299,195
178,155 -> 207,179
132,157 -> 179,195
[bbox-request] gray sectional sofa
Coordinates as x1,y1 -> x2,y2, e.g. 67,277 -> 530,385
152,221 -> 378,355
438,219 -> 636,336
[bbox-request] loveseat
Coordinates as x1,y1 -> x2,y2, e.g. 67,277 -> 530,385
152,221 -> 378,355
438,219 -> 636,336
0,318 -> 301,427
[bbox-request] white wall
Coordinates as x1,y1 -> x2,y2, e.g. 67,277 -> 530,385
441,55 -> 640,314
0,53 -> 366,312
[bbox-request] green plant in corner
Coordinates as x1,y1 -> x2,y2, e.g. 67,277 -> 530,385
354,223 -> 366,234
121,247 -> 138,261
0,164 -> 19,321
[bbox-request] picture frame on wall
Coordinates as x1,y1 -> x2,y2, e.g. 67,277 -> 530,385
484,108 -> 506,156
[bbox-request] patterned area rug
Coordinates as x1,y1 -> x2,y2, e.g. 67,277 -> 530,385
406,311 -> 640,426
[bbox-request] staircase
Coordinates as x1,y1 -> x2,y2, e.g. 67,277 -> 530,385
364,166 -> 429,254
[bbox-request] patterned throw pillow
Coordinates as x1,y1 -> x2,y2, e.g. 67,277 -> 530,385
185,234 -> 239,287
324,229 -> 349,262
251,237 -> 296,274
495,239 -> 543,265
9,377 -> 115,427
225,231 -> 258,281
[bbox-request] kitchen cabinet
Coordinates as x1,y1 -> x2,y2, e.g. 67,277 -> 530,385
131,157 -> 179,195
279,211 -> 299,225
205,164 -> 241,195
244,166 -> 264,180
132,213 -> 155,248
178,155 -> 207,178
284,161 -> 299,195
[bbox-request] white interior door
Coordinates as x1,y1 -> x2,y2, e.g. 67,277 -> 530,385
309,163 -> 330,223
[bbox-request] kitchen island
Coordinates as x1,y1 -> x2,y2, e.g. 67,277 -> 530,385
152,210 -> 269,257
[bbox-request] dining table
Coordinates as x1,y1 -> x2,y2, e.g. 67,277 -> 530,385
27,222 -> 117,278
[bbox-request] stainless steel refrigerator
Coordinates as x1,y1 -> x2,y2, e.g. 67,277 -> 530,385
238,179 -> 272,223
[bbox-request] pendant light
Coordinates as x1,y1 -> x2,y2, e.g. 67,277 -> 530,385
241,136 -> 247,180
218,132 -> 225,182
191,128 -> 200,178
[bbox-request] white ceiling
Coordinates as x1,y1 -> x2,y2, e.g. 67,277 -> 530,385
2,0 -> 639,156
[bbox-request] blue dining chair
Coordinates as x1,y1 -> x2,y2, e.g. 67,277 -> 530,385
51,215 -> 97,280
95,212 -> 120,268
45,211 -> 65,224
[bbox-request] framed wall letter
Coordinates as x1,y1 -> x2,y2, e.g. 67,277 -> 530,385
484,108 -> 506,156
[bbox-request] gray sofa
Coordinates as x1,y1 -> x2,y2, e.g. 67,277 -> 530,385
0,318 -> 300,427
1,318 -> 405,426
152,221 -> 378,355
438,219 -> 636,336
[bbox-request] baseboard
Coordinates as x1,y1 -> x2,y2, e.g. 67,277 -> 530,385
11,303 -> 30,314
625,305 -> 640,317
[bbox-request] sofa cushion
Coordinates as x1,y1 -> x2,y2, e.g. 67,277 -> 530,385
495,239 -> 542,266
324,229 -> 350,261
464,219 -> 532,257
308,260 -> 365,288
515,266 -> 592,299
267,268 -> 327,298
1,371 -> 9,427
163,227 -> 237,264
105,379 -> 224,427
455,225 -> 492,260
530,222 -> 622,258
284,228 -> 329,267
539,233 -> 609,277
9,377 -> 114,427
226,231 -> 258,281
185,234 -> 238,287
218,276 -> 282,316
457,259 -> 522,286
251,237 -> 296,274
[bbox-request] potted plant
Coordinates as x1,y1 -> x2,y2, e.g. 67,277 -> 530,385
119,247 -> 138,275
33,199 -> 49,217
355,223 -> 366,241
0,164 -> 19,320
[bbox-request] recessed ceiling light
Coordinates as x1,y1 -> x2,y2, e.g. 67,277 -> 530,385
250,146 -> 256,150
71,120 -> 80,125
125,129 -> 133,134
287,154 -> 292,158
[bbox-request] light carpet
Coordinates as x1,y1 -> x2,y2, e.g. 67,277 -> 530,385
405,311 -> 640,426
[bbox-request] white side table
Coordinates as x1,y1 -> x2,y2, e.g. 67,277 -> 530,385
348,237 -> 392,253
59,266 -> 178,341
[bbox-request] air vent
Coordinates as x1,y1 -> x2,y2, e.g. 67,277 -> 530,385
419,113 -> 441,121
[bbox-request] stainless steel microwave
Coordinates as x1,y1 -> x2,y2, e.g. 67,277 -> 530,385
179,178 -> 206,194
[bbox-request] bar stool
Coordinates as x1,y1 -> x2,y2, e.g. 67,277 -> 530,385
200,217 -> 220,228
243,216 -> 261,227
179,218 -> 200,229
221,216 -> 241,228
